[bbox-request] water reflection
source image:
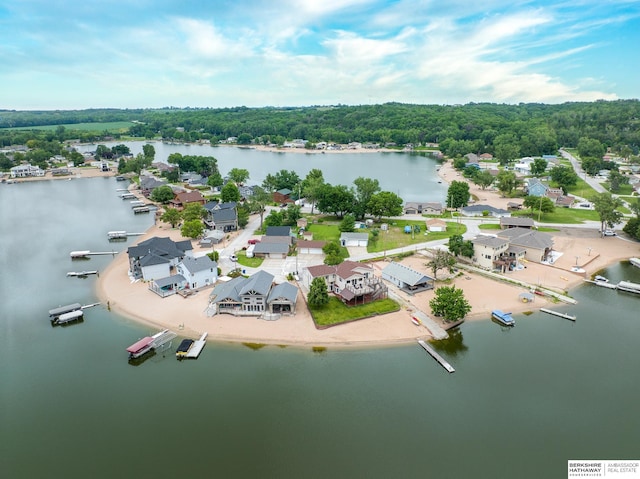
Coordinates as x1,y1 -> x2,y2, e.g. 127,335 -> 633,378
430,327 -> 469,356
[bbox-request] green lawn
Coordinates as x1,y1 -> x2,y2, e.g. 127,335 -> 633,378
368,221 -> 466,253
307,223 -> 341,241
602,182 -> 634,196
515,207 -> 599,223
310,297 -> 400,326
478,224 -> 501,230
236,250 -> 264,268
565,177 -> 597,198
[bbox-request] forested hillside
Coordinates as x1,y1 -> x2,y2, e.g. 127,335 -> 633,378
1,101 -> 639,158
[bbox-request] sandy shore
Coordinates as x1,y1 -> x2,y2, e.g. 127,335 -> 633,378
6,166 -> 116,182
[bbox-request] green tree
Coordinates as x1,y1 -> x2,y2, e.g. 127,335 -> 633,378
426,249 -> 456,280
316,184 -> 356,218
446,181 -> 470,209
182,203 -> 206,222
472,169 -> 495,190
323,241 -> 345,265
181,219 -> 204,239
581,157 -> 603,176
264,209 -> 283,228
369,228 -> 380,244
448,235 -> 474,258
237,204 -> 250,229
367,191 -> 404,219
530,158 -> 548,176
590,192 -> 623,234
549,165 -> 578,194
308,277 -> 329,308
221,181 -> 241,203
160,207 -> 182,227
228,168 -> 250,185
523,195 -> 555,216
608,170 -> 629,193
353,177 -> 381,220
150,185 -> 175,203
301,168 -> 325,214
577,137 -> 605,159
495,170 -> 517,197
207,171 -> 224,188
339,214 -> 356,232
142,143 -> 155,162
237,133 -> 252,145
429,286 -> 471,322
283,204 -> 302,225
248,186 -> 272,229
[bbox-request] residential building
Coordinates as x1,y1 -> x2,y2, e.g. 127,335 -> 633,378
381,262 -> 434,293
425,219 -> 447,232
496,228 -> 554,263
460,204 -> 511,218
273,188 -> 293,204
500,217 -> 535,229
175,255 -> 217,290
10,164 -> 45,178
404,202 -> 443,215
340,232 -> 369,247
127,236 -> 193,280
303,261 -> 387,305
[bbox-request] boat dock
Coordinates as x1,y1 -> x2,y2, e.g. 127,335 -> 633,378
107,230 -> 145,240
417,340 -> 455,373
176,339 -> 194,359
618,280 -> 640,295
55,309 -> 84,325
67,270 -> 98,277
126,329 -> 177,359
132,206 -> 150,214
540,308 -> 576,321
130,200 -> 146,208
119,192 -> 136,200
584,279 -> 618,289
185,332 -> 208,359
70,250 -> 118,258
49,302 -> 82,319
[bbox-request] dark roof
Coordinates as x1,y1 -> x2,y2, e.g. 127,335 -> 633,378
212,208 -> 237,223
153,274 -> 185,288
472,235 -> 509,248
462,204 -> 509,215
267,283 -> 298,304
179,255 -> 216,274
266,226 -> 292,237
500,217 -> 535,227
239,270 -> 274,296
382,262 -> 434,286
254,242 -> 290,254
139,253 -> 170,267
497,228 -> 554,249
128,236 -> 193,261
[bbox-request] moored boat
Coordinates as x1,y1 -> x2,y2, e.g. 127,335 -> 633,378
491,309 -> 515,326
176,339 -> 194,359
594,275 -> 609,283
630,258 -> 640,269
411,316 -> 422,326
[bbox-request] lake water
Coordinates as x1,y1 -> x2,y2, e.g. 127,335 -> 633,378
76,141 -> 446,203
2,173 -> 640,478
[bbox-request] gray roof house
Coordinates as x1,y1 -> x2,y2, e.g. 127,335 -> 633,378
253,240 -> 290,259
496,228 -> 554,263
127,236 -> 193,280
381,262 -> 434,293
203,201 -> 238,232
340,232 -> 369,247
208,270 -> 295,317
176,255 -> 218,290
461,204 -> 511,218
500,217 -> 535,229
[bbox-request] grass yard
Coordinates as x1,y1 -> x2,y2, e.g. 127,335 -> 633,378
307,223 -> 341,241
566,177 -> 597,198
514,207 -> 599,223
368,220 -> 466,253
236,250 -> 264,268
602,182 -> 634,196
310,297 -> 400,326
478,224 -> 501,230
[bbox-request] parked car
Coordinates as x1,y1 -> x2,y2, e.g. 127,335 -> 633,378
602,230 -> 616,236
248,239 -> 260,245
229,254 -> 238,261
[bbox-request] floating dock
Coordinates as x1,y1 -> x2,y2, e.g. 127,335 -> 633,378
540,308 -> 576,321
119,192 -> 136,200
70,250 -> 118,258
66,270 -> 98,277
107,231 -> 145,240
130,200 -> 146,208
132,206 -> 150,214
185,332 -> 208,359
584,279 -> 618,289
126,329 -> 177,359
617,280 -> 640,295
417,340 -> 455,373
49,302 -> 82,319
55,309 -> 84,325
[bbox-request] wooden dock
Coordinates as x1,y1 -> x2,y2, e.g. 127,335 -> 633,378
583,279 -> 618,289
540,308 -> 576,321
417,340 -> 455,373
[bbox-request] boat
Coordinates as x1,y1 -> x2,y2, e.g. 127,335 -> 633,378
617,281 -> 640,295
491,310 -> 515,326
630,258 -> 640,269
49,302 -> 82,319
411,316 -> 422,326
66,270 -> 98,277
54,309 -> 84,325
176,339 -> 194,359
594,275 -> 609,283
126,336 -> 155,359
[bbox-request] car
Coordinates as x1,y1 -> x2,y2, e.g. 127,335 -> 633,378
247,239 -> 260,245
229,254 -> 238,261
602,230 -> 616,236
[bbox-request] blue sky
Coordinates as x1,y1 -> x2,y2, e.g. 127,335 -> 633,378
1,0 -> 639,109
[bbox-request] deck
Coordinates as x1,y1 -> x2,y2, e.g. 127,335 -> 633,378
418,340 -> 455,373
185,333 -> 208,359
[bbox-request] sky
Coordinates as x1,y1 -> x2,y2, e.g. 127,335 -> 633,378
1,0 -> 639,110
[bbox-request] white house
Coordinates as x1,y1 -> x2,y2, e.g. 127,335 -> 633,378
340,232 -> 369,247
425,219 -> 447,232
176,255 -> 217,290
10,164 -> 45,178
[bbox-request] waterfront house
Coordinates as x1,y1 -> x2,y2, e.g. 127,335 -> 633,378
266,282 -> 298,316
471,236 -> 510,270
496,228 -> 554,263
149,274 -> 187,298
10,164 -> 45,178
208,270 -> 282,317
303,261 -> 386,305
404,202 -> 443,215
273,188 -> 293,204
381,262 -> 434,293
460,204 -> 511,218
127,236 -> 193,280
500,217 -> 535,229
171,190 -> 206,210
203,201 -> 238,232
176,255 -> 217,290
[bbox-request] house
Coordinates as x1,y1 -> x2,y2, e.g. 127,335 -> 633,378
460,204 -> 511,218
10,164 -> 45,178
297,241 -> 326,255
425,218 -> 447,232
199,230 -> 225,247
464,153 -> 479,165
496,228 -> 554,263
525,178 -> 549,197
208,270 -> 296,317
175,255 -> 217,290
404,202 -> 443,215
381,262 -> 434,293
171,190 -> 206,209
139,175 -> 167,197
303,260 -> 386,306
127,236 -> 193,280
340,232 -> 369,247
500,217 -> 535,229
266,226 -> 294,244
253,237 -> 290,259
206,202 -> 238,232
471,236 -> 510,270
273,188 -> 293,204
479,153 -> 494,161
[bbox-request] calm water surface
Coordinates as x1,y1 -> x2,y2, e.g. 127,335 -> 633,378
2,174 -> 640,479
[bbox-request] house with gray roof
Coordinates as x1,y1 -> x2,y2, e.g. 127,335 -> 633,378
461,204 -> 511,218
471,235 -> 510,270
500,217 -> 535,229
340,232 -> 369,247
208,271 -> 296,318
381,262 -> 434,294
253,240 -> 290,259
127,236 -> 193,280
149,274 -> 186,298
203,201 -> 238,231
497,227 -> 554,263
176,255 -> 217,290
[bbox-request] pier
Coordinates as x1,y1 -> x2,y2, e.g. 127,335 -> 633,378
67,270 -> 98,277
583,279 -> 618,289
185,332 -> 208,359
119,192 -> 136,200
132,206 -> 150,214
107,231 -> 145,240
70,250 -> 119,258
540,308 -> 576,321
417,340 -> 455,373
49,302 -> 82,319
